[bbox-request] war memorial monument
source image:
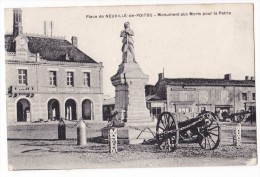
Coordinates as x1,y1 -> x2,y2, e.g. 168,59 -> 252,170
102,22 -> 155,144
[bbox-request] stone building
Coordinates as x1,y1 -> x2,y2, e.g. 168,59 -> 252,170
146,73 -> 256,120
5,8 -> 103,124
102,97 -> 115,121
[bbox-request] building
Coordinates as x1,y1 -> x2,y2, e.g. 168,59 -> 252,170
146,94 -> 166,121
5,8 -> 104,124
146,73 -> 256,121
102,97 -> 115,121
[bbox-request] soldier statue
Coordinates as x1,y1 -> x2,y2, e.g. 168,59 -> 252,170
120,22 -> 136,63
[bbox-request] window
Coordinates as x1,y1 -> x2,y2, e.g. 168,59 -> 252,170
83,72 -> 90,87
249,106 -> 256,113
252,93 -> 255,101
18,69 -> 27,85
151,107 -> 162,118
66,72 -> 74,86
200,107 -> 206,113
178,108 -> 190,113
242,93 -> 247,101
49,71 -> 57,86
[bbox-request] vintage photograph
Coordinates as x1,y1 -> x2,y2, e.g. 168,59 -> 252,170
3,3 -> 257,170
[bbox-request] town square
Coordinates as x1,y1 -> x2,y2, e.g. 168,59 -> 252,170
1,3 -> 258,176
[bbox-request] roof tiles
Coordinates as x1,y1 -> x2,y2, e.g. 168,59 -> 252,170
5,35 -> 97,63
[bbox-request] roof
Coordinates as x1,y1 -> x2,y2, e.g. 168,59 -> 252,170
163,78 -> 255,87
5,34 -> 98,63
146,94 -> 165,102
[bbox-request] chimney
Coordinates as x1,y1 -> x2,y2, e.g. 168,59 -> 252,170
245,76 -> 249,80
251,76 -> 255,80
224,74 -> 231,80
71,36 -> 78,48
13,8 -> 23,38
158,73 -> 164,81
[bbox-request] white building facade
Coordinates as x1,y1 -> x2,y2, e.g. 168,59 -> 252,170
5,9 -> 104,124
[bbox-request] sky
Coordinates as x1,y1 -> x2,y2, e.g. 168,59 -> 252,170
4,4 -> 255,97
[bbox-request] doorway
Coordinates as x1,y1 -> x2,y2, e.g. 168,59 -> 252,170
17,99 -> 30,122
82,99 -> 93,120
65,99 -> 77,120
47,99 -> 60,121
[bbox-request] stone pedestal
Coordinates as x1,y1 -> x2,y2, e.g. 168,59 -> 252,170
105,22 -> 155,144
111,62 -> 151,123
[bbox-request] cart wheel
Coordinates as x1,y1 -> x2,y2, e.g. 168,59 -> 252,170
198,112 -> 221,150
156,112 -> 179,152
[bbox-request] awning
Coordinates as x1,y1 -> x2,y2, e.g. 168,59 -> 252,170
215,105 -> 233,108
196,103 -> 213,106
244,102 -> 256,107
170,101 -> 195,105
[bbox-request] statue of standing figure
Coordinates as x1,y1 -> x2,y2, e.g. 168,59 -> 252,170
120,22 -> 136,63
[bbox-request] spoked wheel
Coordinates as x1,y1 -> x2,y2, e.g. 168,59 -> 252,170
156,112 -> 179,152
198,112 -> 221,150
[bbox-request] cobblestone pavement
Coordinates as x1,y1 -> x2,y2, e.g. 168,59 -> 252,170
7,121 -> 257,170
